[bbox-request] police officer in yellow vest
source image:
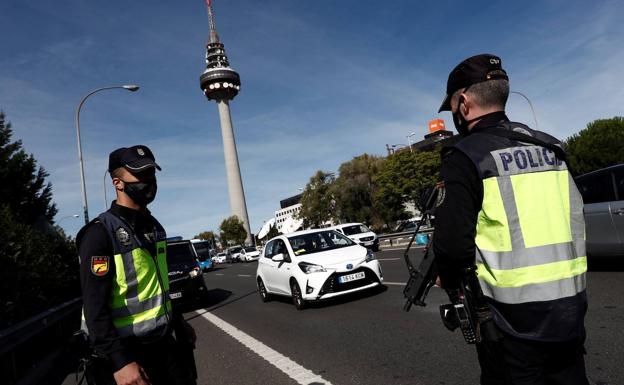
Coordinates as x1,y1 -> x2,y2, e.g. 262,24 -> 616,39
433,54 -> 589,385
78,145 -> 197,385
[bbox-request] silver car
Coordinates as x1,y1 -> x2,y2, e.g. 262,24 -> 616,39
575,164 -> 624,257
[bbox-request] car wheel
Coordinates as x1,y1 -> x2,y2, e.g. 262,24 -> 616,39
290,280 -> 306,310
257,278 -> 271,302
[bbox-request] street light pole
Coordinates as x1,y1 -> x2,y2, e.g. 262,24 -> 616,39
406,133 -> 417,153
75,84 -> 139,225
510,91 -> 539,131
57,214 -> 80,227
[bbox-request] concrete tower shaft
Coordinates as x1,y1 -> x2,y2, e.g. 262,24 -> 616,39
199,0 -> 252,244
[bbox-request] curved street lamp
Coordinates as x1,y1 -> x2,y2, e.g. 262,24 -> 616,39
510,91 -> 539,131
57,214 -> 80,227
75,85 -> 140,225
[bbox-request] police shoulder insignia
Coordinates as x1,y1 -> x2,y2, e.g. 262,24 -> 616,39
91,256 -> 110,276
435,181 -> 446,207
116,227 -> 132,246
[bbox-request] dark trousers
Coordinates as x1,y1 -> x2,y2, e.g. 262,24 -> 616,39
86,335 -> 196,385
477,332 -> 589,385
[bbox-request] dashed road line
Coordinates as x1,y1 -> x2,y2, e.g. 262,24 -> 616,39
197,311 -> 333,385
215,273 -> 224,276
384,281 -> 406,286
237,274 -> 252,277
377,258 -> 401,261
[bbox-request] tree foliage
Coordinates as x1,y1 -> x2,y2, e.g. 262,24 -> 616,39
0,111 -> 78,328
332,154 -> 385,227
0,112 -> 57,225
194,230 -> 216,243
219,216 -> 248,246
298,171 -> 336,228
374,149 -> 440,222
563,117 -> 624,175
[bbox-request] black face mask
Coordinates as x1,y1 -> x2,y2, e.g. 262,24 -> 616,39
452,95 -> 487,137
123,180 -> 157,206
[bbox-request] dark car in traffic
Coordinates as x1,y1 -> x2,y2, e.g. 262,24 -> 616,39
166,239 -> 208,304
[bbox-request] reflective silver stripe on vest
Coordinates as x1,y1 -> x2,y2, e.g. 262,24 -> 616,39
476,240 -> 585,270
479,272 -> 586,304
120,250 -> 139,300
115,312 -> 169,338
110,292 -> 169,318
496,176 -> 525,250
569,173 -> 586,242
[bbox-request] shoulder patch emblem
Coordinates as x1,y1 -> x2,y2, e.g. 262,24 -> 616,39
91,256 -> 109,276
435,181 -> 446,208
116,227 -> 132,246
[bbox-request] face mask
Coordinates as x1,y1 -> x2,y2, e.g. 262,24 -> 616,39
123,180 -> 157,206
452,95 -> 487,137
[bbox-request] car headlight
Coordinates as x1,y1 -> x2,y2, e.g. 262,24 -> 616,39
365,249 -> 375,262
298,262 -> 326,274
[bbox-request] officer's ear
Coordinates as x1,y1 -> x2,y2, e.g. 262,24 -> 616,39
112,177 -> 125,192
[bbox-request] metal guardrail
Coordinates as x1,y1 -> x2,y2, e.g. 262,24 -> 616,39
0,297 -> 82,384
377,228 -> 434,247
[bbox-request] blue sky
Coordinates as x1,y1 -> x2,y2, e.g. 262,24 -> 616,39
1,0 -> 623,238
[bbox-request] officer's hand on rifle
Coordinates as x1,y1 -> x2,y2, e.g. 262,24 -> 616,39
435,276 -> 443,288
113,362 -> 151,385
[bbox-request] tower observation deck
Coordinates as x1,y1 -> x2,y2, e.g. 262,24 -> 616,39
199,0 -> 252,244
199,0 -> 241,101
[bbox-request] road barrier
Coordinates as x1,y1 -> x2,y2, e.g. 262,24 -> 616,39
0,297 -> 82,385
377,228 -> 434,249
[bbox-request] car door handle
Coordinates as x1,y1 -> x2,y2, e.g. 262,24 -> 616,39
613,209 -> 624,215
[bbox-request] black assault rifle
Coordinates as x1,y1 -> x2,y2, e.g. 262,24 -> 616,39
402,185 -> 497,344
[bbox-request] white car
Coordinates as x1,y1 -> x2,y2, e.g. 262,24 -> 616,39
256,229 -> 383,309
331,223 -> 379,251
240,246 -> 261,262
212,252 -> 227,264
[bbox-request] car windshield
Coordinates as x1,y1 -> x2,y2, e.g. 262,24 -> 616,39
167,242 -> 196,264
244,247 -> 256,252
341,224 -> 370,236
193,241 -> 211,261
287,230 -> 355,256
217,253 -> 226,257
229,246 -> 242,253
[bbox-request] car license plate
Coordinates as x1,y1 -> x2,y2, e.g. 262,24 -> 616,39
338,272 -> 365,283
170,292 -> 182,299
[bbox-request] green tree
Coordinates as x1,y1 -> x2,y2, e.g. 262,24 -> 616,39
374,149 -> 440,225
563,117 -> 624,175
298,171 -> 336,228
0,111 -> 57,225
219,216 -> 247,246
0,112 -> 78,327
194,230 -> 216,243
332,154 -> 385,227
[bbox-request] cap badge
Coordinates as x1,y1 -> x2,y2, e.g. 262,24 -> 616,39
137,148 -> 145,156
116,227 -> 132,246
490,58 -> 500,65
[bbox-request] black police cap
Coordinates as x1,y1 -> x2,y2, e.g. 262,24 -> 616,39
108,145 -> 161,173
438,54 -> 509,112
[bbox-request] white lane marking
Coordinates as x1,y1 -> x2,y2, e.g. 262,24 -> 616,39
377,258 -> 401,261
379,246 -> 426,252
215,273 -> 224,276
384,281 -> 406,286
198,311 -> 332,385
237,274 -> 252,277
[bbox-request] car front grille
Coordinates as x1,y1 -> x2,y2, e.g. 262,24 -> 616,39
318,267 -> 379,296
360,236 -> 374,242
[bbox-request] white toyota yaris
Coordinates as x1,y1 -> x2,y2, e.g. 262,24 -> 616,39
256,229 -> 384,309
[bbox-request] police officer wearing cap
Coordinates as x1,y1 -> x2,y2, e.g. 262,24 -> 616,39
433,54 -> 589,384
78,145 -> 197,385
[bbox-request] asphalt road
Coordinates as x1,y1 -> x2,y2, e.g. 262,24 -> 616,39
171,248 -> 624,385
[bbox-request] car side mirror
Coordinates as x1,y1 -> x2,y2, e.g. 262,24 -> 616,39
272,253 -> 284,262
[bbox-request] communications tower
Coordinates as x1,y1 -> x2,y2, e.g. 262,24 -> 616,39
199,0 -> 252,244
